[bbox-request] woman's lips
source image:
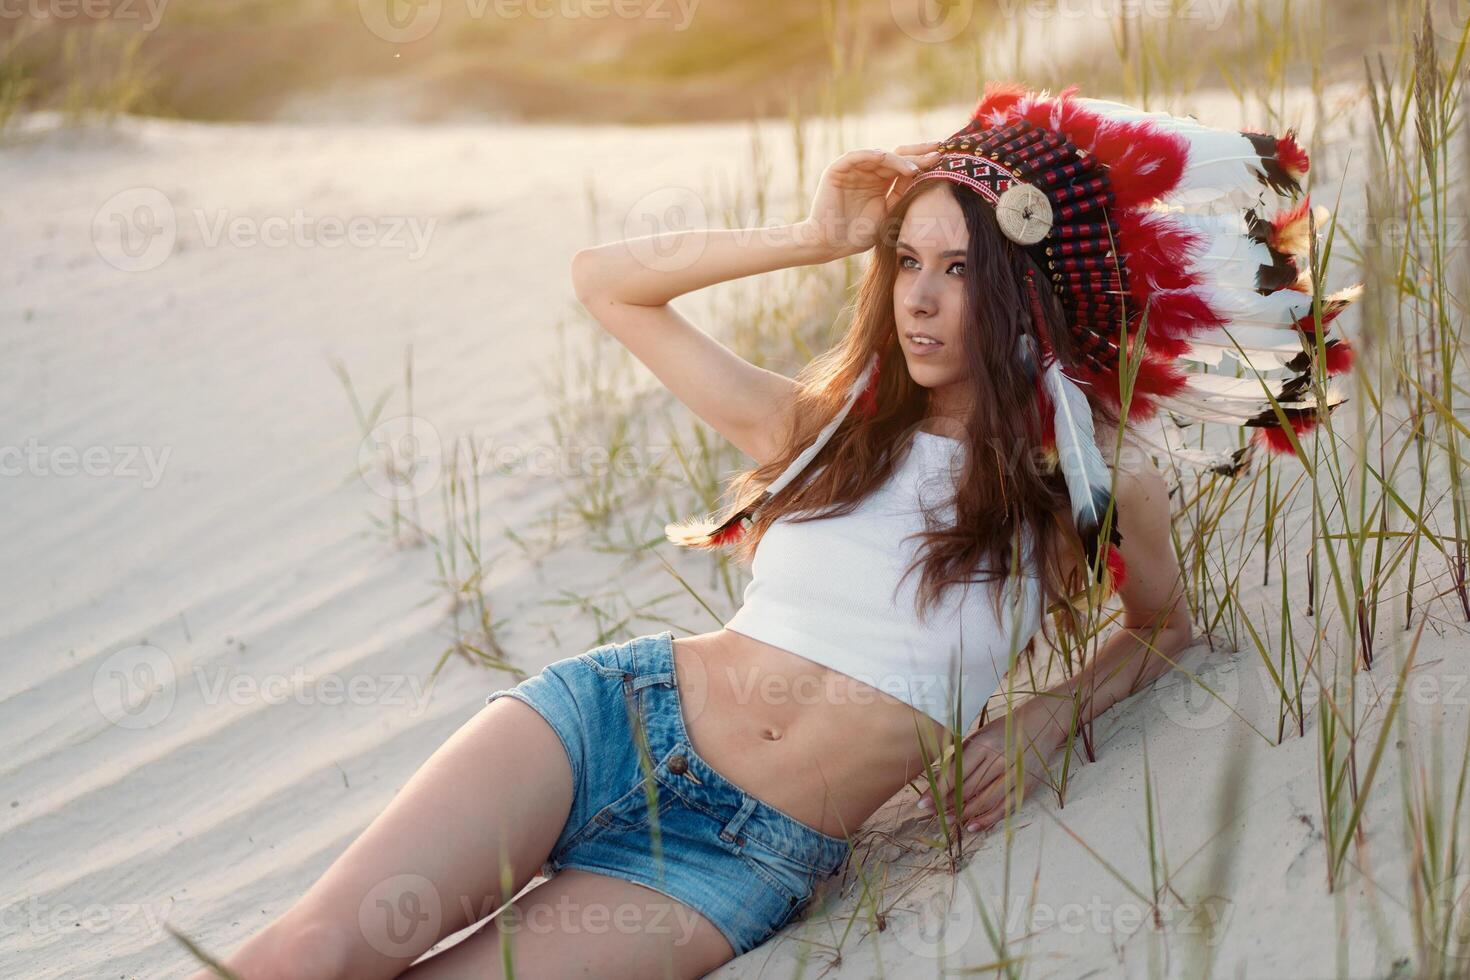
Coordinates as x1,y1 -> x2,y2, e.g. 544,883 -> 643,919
907,336 -> 945,356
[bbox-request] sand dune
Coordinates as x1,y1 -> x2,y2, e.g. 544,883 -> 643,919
3,85 -> 1461,978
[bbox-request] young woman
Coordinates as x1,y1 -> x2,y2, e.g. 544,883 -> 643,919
191,142 -> 1194,980
188,74 -> 1359,977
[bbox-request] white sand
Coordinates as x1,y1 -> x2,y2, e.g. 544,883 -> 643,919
2,83 -> 1462,978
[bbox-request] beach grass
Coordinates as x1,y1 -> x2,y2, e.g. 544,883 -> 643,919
521,1 -> 1470,975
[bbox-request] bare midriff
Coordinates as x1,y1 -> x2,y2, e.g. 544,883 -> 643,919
670,629 -> 957,841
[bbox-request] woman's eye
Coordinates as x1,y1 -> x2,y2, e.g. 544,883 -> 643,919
947,262 -> 966,275
899,255 -> 918,270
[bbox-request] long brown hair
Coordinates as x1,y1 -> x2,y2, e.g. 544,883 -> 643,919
721,180 -> 1117,638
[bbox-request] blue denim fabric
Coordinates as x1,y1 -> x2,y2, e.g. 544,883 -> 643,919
484,629 -> 852,955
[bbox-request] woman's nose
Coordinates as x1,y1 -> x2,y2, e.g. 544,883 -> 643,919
903,278 -> 938,317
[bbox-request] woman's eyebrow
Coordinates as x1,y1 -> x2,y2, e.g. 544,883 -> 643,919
895,239 -> 966,257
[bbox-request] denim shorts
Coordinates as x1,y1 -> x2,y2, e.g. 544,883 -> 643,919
483,629 -> 852,956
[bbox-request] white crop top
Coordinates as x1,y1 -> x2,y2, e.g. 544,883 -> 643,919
723,431 -> 1045,735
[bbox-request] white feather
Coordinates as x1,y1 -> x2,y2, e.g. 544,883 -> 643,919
1041,358 -> 1113,532
764,352 -> 878,498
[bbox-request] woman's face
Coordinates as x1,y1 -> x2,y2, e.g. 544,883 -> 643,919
892,184 -> 969,394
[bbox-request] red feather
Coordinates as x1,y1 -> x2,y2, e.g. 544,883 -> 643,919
1324,339 -> 1354,375
1275,130 -> 1311,182
854,352 -> 882,419
972,81 -> 1029,126
1117,210 -> 1210,296
1290,298 -> 1349,335
971,85 -> 1192,209
1143,288 -> 1231,343
708,519 -> 748,546
1268,196 -> 1313,255
1105,544 -> 1128,592
1254,412 -> 1320,456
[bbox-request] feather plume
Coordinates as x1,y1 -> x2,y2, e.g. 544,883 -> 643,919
1040,356 -> 1119,579
664,352 -> 880,549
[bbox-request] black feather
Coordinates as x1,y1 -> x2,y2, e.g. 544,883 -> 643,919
1243,131 -> 1305,196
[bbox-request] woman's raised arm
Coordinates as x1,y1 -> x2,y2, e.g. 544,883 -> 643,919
569,144 -> 941,465
570,145 -> 939,307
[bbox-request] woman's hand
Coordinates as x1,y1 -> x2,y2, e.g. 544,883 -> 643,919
799,142 -> 945,259
914,699 -> 1071,833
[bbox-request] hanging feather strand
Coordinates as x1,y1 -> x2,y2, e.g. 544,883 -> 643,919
664,352 -> 881,549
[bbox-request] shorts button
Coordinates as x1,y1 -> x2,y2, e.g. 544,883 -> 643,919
668,754 -> 688,775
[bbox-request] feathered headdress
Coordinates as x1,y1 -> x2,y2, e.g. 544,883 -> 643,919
666,82 -> 1363,591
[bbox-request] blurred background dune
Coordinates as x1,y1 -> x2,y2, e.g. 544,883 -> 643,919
0,0 -> 1401,128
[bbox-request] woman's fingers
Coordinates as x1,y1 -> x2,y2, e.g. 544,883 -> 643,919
893,140 -> 943,155
828,146 -> 942,190
845,148 -> 925,176
964,768 -> 1047,830
866,148 -> 923,175
918,747 -> 998,810
944,764 -> 1003,820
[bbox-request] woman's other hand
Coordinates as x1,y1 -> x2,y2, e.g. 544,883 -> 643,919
799,143 -> 944,258
913,698 -> 1068,833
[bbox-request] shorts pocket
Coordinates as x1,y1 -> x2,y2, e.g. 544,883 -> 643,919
590,775 -> 681,833
738,842 -> 815,917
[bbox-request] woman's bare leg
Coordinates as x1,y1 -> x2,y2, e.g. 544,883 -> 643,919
185,696 -> 576,980
397,869 -> 737,980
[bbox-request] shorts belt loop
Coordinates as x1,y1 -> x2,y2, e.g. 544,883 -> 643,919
719,795 -> 758,846
629,673 -> 665,694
